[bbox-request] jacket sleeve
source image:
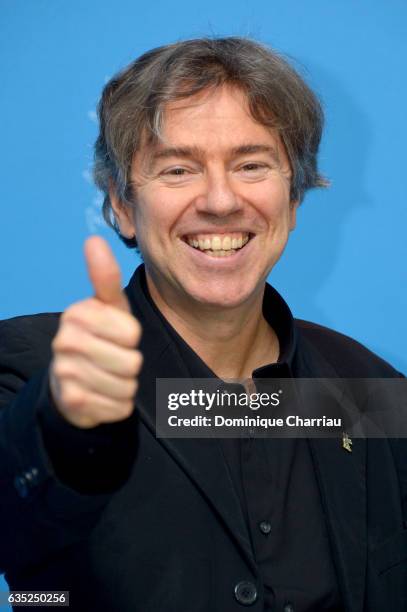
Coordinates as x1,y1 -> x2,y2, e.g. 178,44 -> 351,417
0,314 -> 137,575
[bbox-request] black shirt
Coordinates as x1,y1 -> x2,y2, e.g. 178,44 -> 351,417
39,270 -> 343,611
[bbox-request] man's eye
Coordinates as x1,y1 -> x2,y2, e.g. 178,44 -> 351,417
164,167 -> 188,176
241,163 -> 268,172
159,166 -> 198,184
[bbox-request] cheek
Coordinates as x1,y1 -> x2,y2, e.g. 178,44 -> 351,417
244,178 -> 291,216
256,197 -> 292,228
149,188 -> 194,232
134,192 -> 182,251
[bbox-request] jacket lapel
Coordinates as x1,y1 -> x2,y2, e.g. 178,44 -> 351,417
298,335 -> 367,612
124,268 -> 256,572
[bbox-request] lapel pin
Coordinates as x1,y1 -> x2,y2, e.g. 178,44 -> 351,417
342,432 -> 353,453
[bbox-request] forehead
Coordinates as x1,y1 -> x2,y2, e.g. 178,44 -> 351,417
161,86 -> 268,142
131,86 -> 290,177
136,85 -> 285,166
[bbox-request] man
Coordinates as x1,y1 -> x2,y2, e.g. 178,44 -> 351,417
0,37 -> 406,612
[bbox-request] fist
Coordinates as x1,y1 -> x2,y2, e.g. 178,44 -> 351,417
49,236 -> 143,428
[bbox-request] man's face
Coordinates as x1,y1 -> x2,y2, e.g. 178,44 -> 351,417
114,85 -> 298,310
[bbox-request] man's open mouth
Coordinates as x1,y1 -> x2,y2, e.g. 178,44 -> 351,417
182,232 -> 253,258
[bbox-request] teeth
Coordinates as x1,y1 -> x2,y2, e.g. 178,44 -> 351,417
186,232 -> 250,252
211,236 -> 222,250
206,249 -> 236,258
222,236 -> 231,250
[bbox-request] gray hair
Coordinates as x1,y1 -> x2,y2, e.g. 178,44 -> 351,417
93,37 -> 328,249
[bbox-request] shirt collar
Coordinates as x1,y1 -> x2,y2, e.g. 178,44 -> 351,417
255,282 -> 297,378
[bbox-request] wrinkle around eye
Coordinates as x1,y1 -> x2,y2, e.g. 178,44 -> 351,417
235,163 -> 272,181
158,167 -> 201,184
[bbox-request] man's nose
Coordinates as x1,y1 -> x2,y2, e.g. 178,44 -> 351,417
195,170 -> 243,217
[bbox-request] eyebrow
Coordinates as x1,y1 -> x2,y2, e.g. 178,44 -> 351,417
148,143 -> 280,167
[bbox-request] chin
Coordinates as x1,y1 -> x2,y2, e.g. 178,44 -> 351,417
184,280 -> 259,310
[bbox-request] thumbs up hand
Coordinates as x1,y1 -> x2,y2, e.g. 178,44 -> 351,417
49,236 -> 143,429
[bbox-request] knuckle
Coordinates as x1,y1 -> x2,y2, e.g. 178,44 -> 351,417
52,333 -> 68,353
75,414 -> 98,428
53,324 -> 88,356
62,300 -> 97,327
51,358 -> 72,380
131,377 -> 139,395
60,385 -> 86,410
127,318 -> 142,345
52,335 -> 72,354
128,350 -> 143,375
61,302 -> 84,322
121,401 -> 135,419
60,309 -> 71,323
124,378 -> 138,399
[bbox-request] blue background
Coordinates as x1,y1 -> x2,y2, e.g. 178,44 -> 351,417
1,0 -> 406,602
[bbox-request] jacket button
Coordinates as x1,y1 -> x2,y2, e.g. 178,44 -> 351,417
234,581 -> 258,605
14,468 -> 39,498
259,520 -> 271,535
25,468 -> 39,485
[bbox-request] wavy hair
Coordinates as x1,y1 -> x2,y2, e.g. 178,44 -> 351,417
93,37 -> 328,248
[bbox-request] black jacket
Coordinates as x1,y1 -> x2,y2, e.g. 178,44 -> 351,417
0,266 -> 406,612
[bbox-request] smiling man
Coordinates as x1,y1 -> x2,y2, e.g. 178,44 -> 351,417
110,84 -> 297,379
0,38 -> 406,612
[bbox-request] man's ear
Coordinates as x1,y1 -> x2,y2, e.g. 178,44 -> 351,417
109,182 -> 136,239
289,199 -> 300,231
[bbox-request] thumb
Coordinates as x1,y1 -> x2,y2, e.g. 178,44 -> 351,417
84,236 -> 130,312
